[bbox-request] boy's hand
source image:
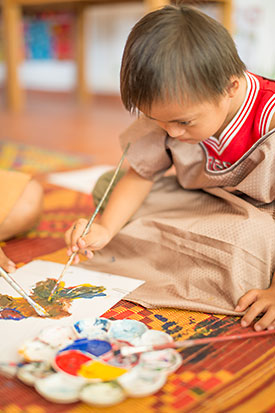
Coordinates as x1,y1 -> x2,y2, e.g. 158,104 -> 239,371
65,219 -> 111,264
235,282 -> 275,331
0,247 -> 16,273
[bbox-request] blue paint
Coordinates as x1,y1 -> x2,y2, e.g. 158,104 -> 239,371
94,317 -> 110,331
74,317 -> 111,336
74,321 -> 82,334
59,338 -> 112,357
0,308 -> 25,320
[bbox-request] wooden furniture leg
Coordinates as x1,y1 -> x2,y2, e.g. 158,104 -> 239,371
75,4 -> 88,103
144,0 -> 169,12
2,0 -> 24,111
222,0 -> 232,33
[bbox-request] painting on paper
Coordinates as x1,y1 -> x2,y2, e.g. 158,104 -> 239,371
0,260 -> 144,363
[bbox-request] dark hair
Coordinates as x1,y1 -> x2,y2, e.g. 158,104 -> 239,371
120,4 -> 246,113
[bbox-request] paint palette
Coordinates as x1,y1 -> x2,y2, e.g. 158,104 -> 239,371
16,318 -> 182,406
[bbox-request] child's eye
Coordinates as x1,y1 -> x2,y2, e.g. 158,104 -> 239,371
178,121 -> 191,126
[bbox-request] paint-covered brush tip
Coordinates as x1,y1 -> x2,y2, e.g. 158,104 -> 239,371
35,305 -> 50,317
47,281 -> 59,302
47,292 -> 56,302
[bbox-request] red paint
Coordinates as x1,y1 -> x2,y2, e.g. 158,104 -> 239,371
55,350 -> 92,376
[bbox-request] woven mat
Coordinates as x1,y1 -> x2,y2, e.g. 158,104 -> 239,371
0,141 -> 275,413
0,140 -> 92,174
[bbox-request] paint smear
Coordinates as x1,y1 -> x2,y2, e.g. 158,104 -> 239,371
0,278 -> 106,320
55,350 -> 92,376
61,339 -> 112,357
78,361 -> 127,381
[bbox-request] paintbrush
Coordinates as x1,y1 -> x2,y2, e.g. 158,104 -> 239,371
48,143 -> 131,302
119,329 -> 275,357
0,266 -> 49,317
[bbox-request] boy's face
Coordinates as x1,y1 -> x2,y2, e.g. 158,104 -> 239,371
140,94 -> 234,143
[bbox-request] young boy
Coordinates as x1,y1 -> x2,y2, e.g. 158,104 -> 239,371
65,5 -> 275,331
0,170 -> 43,272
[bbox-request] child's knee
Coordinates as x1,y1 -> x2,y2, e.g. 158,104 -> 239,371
20,179 -> 44,224
0,179 -> 43,240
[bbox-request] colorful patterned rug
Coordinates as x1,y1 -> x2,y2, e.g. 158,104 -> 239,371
0,141 -> 274,413
0,140 -> 93,174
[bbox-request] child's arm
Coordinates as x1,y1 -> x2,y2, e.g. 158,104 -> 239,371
65,167 -> 153,262
235,273 -> 275,331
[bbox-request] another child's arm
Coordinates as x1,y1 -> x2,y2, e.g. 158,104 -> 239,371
65,167 -> 153,262
235,273 -> 275,331
0,248 -> 16,272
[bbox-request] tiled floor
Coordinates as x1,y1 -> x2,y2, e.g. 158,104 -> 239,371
0,92 -> 134,166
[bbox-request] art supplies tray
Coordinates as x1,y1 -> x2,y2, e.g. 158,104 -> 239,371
16,317 -> 182,406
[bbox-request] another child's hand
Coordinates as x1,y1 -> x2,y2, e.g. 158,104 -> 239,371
65,219 -> 111,264
0,247 -> 16,273
235,283 -> 275,331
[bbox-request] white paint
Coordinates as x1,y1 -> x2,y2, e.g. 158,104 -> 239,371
80,382 -> 126,406
35,373 -> 82,403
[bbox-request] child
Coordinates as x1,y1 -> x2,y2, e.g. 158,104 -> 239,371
0,170 -> 43,272
65,5 -> 275,331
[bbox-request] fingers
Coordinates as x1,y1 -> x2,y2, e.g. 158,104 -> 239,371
0,248 -> 16,273
73,224 -> 110,252
253,306 -> 275,331
71,219 -> 88,250
235,289 -> 275,330
267,321 -> 275,331
238,291 -> 275,330
65,219 -> 88,258
64,220 -> 110,262
79,233 -> 109,251
240,300 -> 264,328
235,289 -> 259,312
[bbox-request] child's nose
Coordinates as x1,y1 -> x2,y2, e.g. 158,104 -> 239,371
162,123 -> 185,138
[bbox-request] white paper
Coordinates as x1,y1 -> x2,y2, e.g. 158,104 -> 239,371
0,260 -> 144,363
47,165 -> 113,194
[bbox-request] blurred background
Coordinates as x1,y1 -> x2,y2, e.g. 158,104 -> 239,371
0,0 -> 274,165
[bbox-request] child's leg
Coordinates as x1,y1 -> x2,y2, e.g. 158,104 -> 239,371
92,169 -> 126,210
0,179 -> 43,241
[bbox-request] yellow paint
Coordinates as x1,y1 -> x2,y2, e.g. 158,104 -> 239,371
78,361 -> 127,381
57,281 -> 65,290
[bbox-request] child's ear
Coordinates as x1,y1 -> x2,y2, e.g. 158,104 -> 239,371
226,77 -> 240,98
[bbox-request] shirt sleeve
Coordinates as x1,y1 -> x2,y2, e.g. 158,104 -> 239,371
119,116 -> 172,181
